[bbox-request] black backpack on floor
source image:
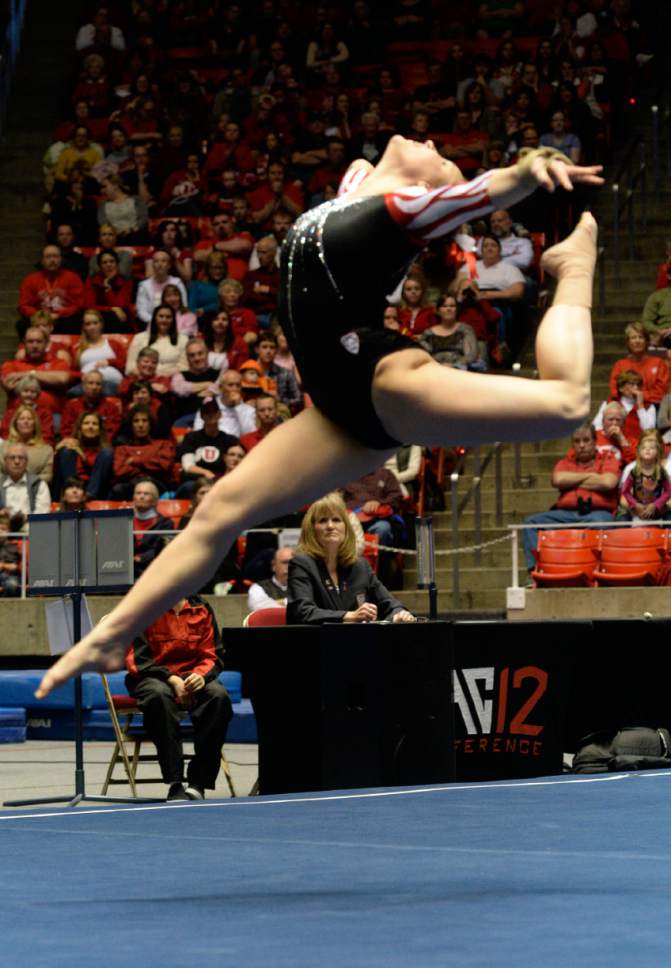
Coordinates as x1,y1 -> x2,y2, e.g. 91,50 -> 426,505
572,727 -> 671,773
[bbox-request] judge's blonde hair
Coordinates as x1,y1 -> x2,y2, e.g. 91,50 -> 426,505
297,492 -> 358,567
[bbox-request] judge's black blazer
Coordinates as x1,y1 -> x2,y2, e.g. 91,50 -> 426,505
287,553 -> 404,625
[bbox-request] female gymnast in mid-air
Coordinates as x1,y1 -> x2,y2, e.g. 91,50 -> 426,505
38,138 -> 603,697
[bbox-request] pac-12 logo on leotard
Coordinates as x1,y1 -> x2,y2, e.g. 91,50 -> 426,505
453,665 -> 549,758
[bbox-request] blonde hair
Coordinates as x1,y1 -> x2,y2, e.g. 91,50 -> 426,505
218,278 -> 243,298
624,321 -> 645,340
77,310 -> 105,366
30,310 -> 55,332
635,429 -> 665,481
8,405 -> 43,445
297,492 -> 358,567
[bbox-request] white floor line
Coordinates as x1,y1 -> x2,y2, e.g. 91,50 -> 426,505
14,826 -> 671,866
0,773 -> 630,823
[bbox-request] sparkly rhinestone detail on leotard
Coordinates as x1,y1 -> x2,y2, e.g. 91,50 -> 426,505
284,195 -> 370,332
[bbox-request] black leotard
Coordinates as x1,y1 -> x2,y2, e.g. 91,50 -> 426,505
278,173 -> 493,449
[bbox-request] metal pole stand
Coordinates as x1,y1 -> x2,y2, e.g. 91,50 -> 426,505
4,509 -> 160,808
416,516 -> 438,619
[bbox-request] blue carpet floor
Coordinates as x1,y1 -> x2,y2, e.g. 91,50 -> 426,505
2,771 -> 671,967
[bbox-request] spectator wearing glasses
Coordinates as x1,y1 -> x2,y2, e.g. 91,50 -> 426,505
0,443 -> 51,531
192,370 -> 256,438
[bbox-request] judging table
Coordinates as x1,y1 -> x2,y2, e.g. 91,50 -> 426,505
224,619 -> 671,794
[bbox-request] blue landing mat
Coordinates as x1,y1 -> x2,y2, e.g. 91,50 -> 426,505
3,772 -> 671,967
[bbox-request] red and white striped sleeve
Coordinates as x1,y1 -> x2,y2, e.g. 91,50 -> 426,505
384,170 -> 495,243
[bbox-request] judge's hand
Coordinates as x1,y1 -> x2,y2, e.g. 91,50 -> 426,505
392,609 -> 416,623
344,602 -> 378,623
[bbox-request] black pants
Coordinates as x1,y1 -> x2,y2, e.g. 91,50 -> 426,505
128,677 -> 233,788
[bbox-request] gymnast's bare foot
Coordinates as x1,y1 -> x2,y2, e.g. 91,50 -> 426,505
541,211 -> 598,280
35,625 -> 127,699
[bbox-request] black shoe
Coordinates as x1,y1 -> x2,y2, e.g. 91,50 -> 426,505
167,783 -> 189,801
185,784 -> 205,800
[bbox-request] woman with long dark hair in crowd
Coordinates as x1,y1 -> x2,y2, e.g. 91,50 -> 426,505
125,305 -> 189,377
200,308 -> 249,372
111,404 -> 176,499
55,410 -> 113,499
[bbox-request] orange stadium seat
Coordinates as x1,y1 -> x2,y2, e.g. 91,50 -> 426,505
531,528 -> 601,588
593,528 -> 666,586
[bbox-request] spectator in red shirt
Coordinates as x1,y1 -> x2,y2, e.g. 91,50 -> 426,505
193,212 -> 254,273
124,595 -> 232,800
18,246 -> 85,334
399,272 -> 436,337
1,326 -> 72,413
205,166 -> 248,217
120,380 -> 173,439
71,52 -> 112,117
83,250 -> 134,331
203,119 -> 255,179
242,235 -> 279,326
523,424 -> 619,572
0,374 -> 55,445
217,278 -> 259,346
111,404 -> 176,499
246,161 -> 304,229
117,346 -> 172,400
594,401 -> 637,467
307,138 -> 348,202
15,311 -> 72,367
55,410 -> 113,499
609,322 -> 670,406
160,151 -> 205,217
441,110 -> 489,176
240,393 -> 282,451
654,242 -> 671,290
60,370 -> 123,441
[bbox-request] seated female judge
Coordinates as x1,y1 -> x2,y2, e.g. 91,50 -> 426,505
287,493 -> 415,625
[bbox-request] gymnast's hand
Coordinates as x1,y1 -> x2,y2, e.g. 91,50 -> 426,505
516,147 -> 604,193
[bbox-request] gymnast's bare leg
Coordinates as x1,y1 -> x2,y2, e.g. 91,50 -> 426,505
38,166 -> 599,697
373,212 -> 597,447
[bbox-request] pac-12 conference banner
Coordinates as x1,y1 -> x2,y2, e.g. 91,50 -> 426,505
452,622 -> 570,781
